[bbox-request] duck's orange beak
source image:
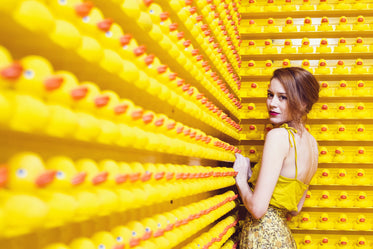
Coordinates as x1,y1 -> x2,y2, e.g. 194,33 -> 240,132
0,165 -> 8,188
44,76 -> 64,91
36,170 -> 57,188
75,1 -> 93,18
112,244 -> 124,249
92,171 -> 108,185
1,62 -> 23,80
71,172 -> 87,186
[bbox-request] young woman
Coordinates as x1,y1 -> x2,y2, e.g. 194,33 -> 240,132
234,67 -> 320,248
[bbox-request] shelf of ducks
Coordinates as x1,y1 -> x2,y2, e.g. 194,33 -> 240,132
240,3 -> 373,18
294,234 -> 373,249
0,188 -> 238,249
0,0 -> 242,125
0,150 -> 238,238
311,168 -> 373,187
240,59 -> 373,81
83,0 -> 242,112
241,37 -> 373,60
240,16 -> 373,39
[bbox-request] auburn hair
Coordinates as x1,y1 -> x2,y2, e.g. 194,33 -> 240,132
271,67 -> 320,123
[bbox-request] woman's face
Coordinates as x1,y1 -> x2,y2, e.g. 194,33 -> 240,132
266,78 -> 292,125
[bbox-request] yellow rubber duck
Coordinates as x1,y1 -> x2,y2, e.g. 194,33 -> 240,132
318,190 -> 336,207
246,125 -> 261,140
354,102 -> 370,119
298,38 -> 313,53
352,58 -> 368,74
336,103 -> 350,119
355,191 -> 371,208
336,236 -> 353,249
247,0 -> 261,12
263,39 -> 278,54
247,146 -> 260,162
352,37 -> 368,53
262,60 -> 274,76
317,0 -> 333,10
70,81 -> 100,111
299,212 -> 316,229
353,16 -> 369,31
319,82 -> 334,97
355,147 -> 370,163
335,169 -> 352,185
283,0 -> 297,11
335,214 -> 352,230
333,61 -> 349,75
246,60 -> 259,75
301,59 -> 313,73
299,235 -> 315,249
336,16 -> 351,31
353,0 -> 368,9
315,59 -> 330,75
353,169 -> 371,185
247,19 -> 261,33
318,147 -> 333,163
336,191 -> 353,207
45,70 -> 79,107
317,38 -> 331,53
0,46 -> 16,89
264,18 -> 279,33
13,0 -> 56,33
334,146 -> 347,163
246,40 -> 260,54
336,124 -> 351,140
283,17 -> 298,32
334,38 -> 350,53
317,124 -> 330,140
300,0 -> 315,10
282,59 -> 291,68
318,237 -> 334,249
354,80 -> 370,96
282,39 -> 297,54
304,190 -> 318,207
317,103 -> 331,119
301,17 -> 315,32
355,237 -> 370,248
76,6 -> 105,38
318,17 -> 333,31
354,216 -> 371,231
317,169 -> 335,185
46,104 -> 78,138
317,212 -> 334,229
355,124 -> 369,141
265,0 -> 280,12
14,55 -> 54,98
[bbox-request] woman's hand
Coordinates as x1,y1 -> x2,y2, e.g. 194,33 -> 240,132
233,153 -> 252,184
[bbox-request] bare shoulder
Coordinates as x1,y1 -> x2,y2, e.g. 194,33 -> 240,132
265,127 -> 291,147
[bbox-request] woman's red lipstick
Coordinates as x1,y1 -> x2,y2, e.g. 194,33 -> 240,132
269,111 -> 279,116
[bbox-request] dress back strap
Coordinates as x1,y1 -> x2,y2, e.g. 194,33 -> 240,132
280,123 -> 298,177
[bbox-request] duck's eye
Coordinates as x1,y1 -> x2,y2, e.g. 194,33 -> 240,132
145,227 -> 151,232
58,0 -> 67,5
82,16 -> 90,23
24,70 -> 34,79
116,236 -> 123,242
56,171 -> 65,179
132,231 -> 137,237
149,9 -> 154,14
98,244 -> 105,249
105,31 -> 112,38
16,168 -> 27,178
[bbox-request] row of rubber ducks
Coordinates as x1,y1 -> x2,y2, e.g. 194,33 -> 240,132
2,0 -> 241,116
0,46 -> 242,140
244,124 -> 373,141
243,0 -> 370,12
0,152 -> 237,237
296,235 -> 371,249
313,168 -> 372,185
243,16 -> 372,33
242,145 -> 373,163
243,102 -> 372,119
304,190 -> 372,208
243,80 -> 373,97
243,37 -> 373,55
31,192 -> 237,249
243,58 -> 373,76
290,212 -> 373,231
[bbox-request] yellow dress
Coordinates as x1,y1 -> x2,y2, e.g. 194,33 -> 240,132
239,124 -> 308,249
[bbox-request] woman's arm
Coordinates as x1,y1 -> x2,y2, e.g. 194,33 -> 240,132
234,128 -> 289,219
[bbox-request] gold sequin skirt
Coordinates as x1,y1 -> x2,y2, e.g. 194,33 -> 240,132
239,205 -> 297,249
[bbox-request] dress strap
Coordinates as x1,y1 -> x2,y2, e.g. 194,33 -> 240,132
280,123 -> 298,177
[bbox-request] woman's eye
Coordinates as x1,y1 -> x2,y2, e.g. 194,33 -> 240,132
267,92 -> 273,98
280,96 -> 287,100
